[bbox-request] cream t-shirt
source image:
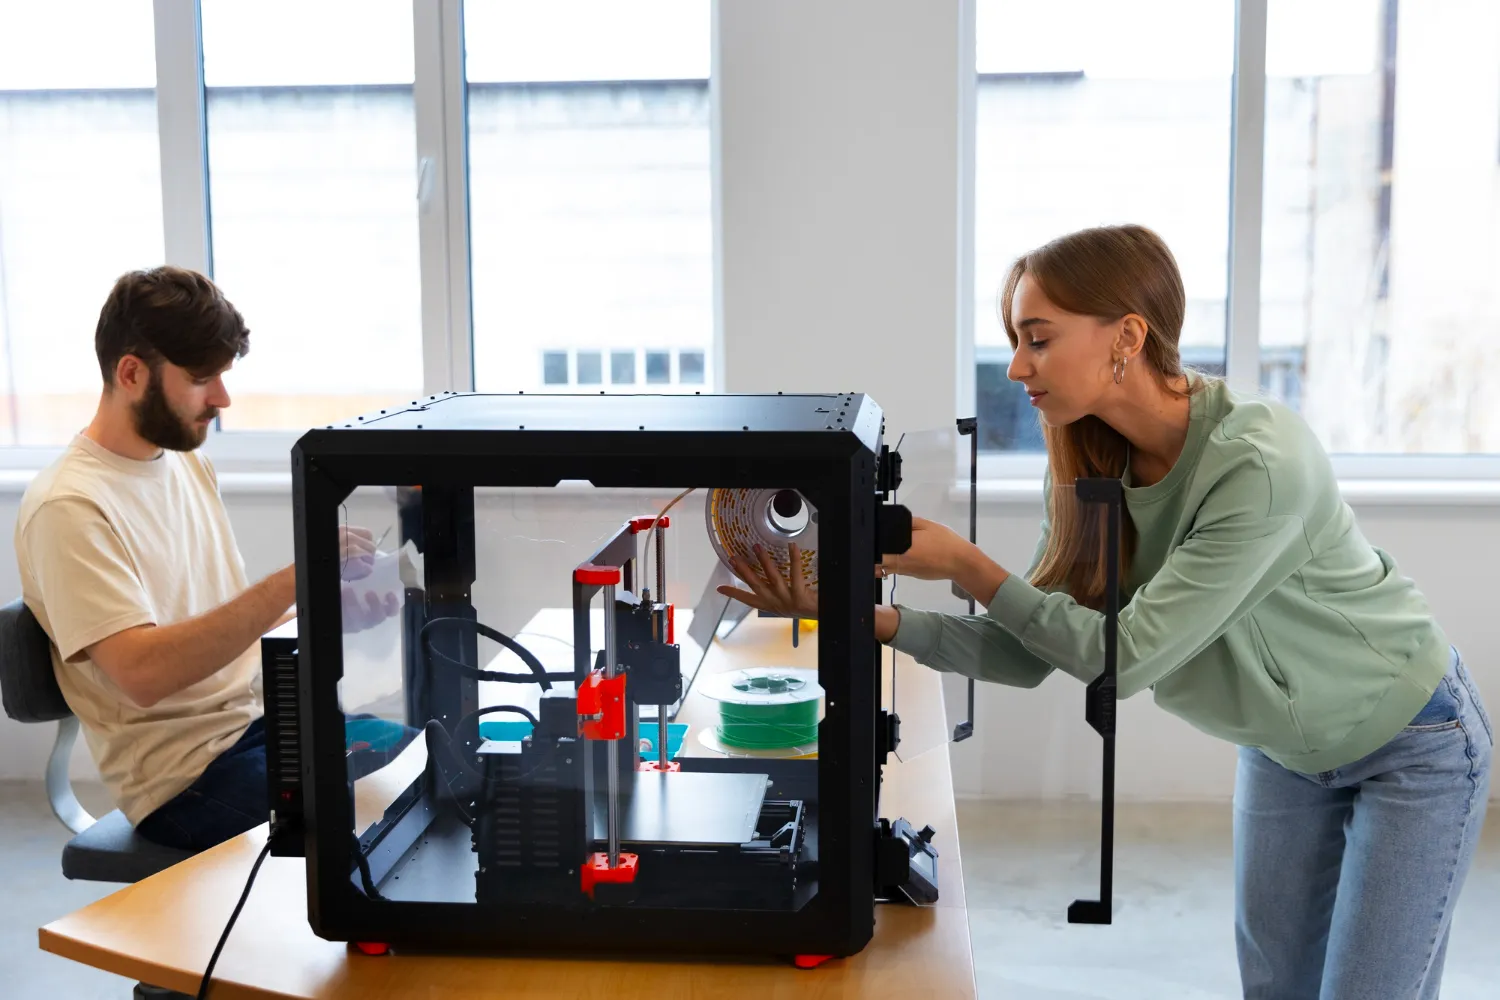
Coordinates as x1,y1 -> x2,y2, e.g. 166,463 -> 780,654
15,434 -> 261,825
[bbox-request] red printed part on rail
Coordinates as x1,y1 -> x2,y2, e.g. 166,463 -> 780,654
580,851 -> 639,899
573,563 -> 621,586
629,515 -> 671,533
667,603 -> 675,645
577,669 -> 628,740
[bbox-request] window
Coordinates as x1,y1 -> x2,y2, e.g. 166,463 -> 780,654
0,1 -> 163,446
576,350 -> 603,385
542,351 -> 569,385
677,349 -> 705,385
1261,0 -> 1500,453
200,0 -> 424,431
645,350 -> 671,385
464,1 -> 715,395
972,0 -> 1236,452
610,350 -> 636,385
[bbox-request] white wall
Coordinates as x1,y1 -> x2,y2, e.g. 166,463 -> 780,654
2,1 -> 1495,805
717,0 -> 963,438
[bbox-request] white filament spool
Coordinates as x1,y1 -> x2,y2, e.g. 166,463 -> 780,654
705,488 -> 818,590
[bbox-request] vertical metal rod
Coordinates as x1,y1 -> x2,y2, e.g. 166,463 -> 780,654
655,524 -> 669,767
1100,491 -> 1120,912
654,523 -> 667,602
966,420 -> 979,726
603,581 -> 620,867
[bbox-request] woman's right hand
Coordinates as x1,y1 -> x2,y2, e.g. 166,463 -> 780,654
716,542 -> 819,620
714,542 -> 903,645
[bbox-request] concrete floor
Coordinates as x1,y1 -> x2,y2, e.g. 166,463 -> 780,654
957,798 -> 1500,1000
1,781 -> 1495,998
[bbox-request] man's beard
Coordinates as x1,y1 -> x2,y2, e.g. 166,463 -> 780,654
132,370 -> 217,452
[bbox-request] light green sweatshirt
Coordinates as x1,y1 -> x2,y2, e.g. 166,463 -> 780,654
891,376 -> 1450,774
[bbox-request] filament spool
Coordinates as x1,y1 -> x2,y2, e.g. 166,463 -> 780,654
705,488 -> 818,589
697,667 -> 823,753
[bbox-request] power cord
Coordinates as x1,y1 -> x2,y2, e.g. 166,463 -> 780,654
195,824 -> 387,998
194,831 -> 276,1000
352,832 -> 384,901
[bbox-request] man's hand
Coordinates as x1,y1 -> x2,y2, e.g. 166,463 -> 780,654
339,525 -> 377,581
341,585 -> 401,633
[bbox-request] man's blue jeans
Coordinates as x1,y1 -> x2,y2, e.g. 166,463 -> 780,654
136,714 -> 412,853
1235,648 -> 1493,999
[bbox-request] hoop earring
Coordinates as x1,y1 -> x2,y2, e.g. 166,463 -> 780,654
1113,356 -> 1128,385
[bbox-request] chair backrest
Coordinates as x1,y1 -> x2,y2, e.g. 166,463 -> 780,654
0,597 -> 71,723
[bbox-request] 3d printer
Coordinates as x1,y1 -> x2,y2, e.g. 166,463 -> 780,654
264,391 -> 940,962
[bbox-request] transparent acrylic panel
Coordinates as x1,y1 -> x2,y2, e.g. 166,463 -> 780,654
340,482 -> 823,913
878,426 -> 974,764
334,486 -> 426,902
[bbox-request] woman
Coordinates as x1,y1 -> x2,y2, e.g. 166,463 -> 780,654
721,224 -> 1492,1000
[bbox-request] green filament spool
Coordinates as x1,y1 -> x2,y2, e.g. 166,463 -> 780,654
702,668 -> 823,751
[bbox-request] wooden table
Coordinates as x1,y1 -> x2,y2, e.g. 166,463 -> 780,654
40,612 -> 975,998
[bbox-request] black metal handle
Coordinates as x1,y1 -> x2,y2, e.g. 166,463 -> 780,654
1067,476 -> 1121,925
952,417 -> 979,742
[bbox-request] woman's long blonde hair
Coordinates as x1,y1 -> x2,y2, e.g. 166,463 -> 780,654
1000,225 -> 1196,609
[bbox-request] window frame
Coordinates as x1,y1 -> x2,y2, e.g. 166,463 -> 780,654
79,0 -> 711,470
965,0 -> 1500,483
3,2 -> 1493,485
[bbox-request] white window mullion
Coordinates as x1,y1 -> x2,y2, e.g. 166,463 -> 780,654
413,0 -> 474,396
956,0 -> 978,471
152,0 -> 211,276
1224,0 -> 1268,392
709,0 -> 725,392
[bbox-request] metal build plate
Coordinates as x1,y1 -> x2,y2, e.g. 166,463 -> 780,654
593,770 -> 769,847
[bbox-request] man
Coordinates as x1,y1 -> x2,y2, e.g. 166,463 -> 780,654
15,266 -> 379,852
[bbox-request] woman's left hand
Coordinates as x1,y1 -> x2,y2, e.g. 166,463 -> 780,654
716,542 -> 819,620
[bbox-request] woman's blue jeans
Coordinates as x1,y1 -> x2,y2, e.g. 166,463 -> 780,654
1234,648 -> 1492,1000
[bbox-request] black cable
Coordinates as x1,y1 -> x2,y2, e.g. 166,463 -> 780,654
352,833 -> 384,901
422,704 -> 537,783
423,706 -> 554,828
420,617 -> 570,689
458,703 -> 540,732
195,835 -> 274,1000
424,720 -> 481,824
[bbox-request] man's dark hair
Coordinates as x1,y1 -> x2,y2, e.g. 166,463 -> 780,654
94,267 -> 251,385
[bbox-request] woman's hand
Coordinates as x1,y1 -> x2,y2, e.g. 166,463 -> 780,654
879,517 -> 1011,605
878,517 -> 975,581
716,542 -> 819,620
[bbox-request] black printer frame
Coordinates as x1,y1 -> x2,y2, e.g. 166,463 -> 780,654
283,392 -> 888,959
